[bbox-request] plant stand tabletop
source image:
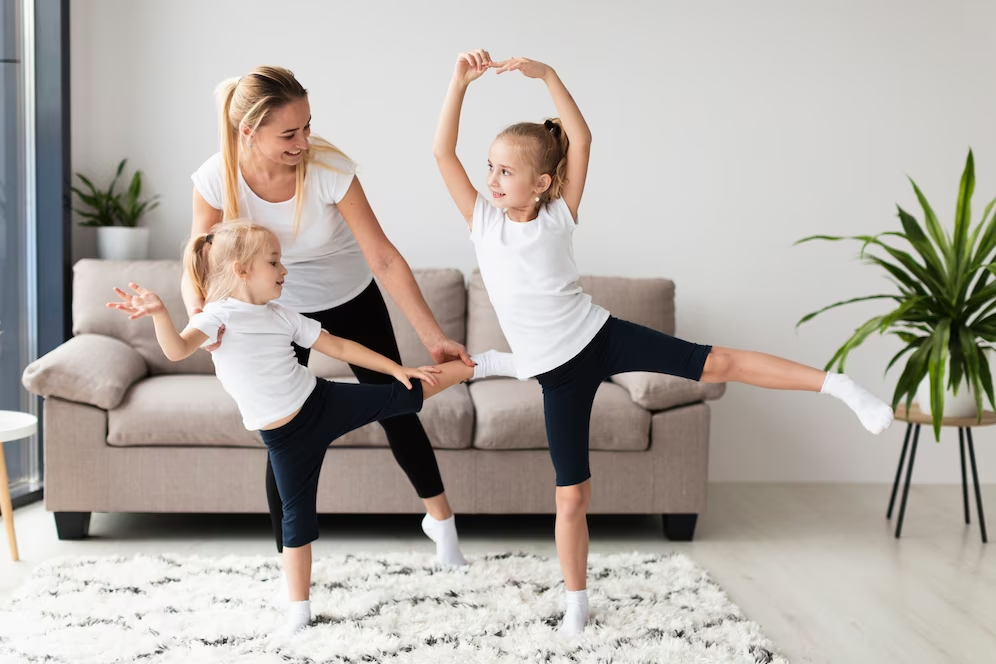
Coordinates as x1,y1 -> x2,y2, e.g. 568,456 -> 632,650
0,410 -> 37,561
889,404 -> 991,543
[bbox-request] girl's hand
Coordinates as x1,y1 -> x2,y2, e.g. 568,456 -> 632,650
106,282 -> 167,320
453,49 -> 495,85
493,57 -> 553,80
392,365 -> 441,390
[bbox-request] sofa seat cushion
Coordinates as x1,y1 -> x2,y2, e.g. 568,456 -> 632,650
469,378 -> 651,452
108,375 -> 474,450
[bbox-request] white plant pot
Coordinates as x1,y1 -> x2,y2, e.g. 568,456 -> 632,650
915,379 -> 979,418
97,226 -> 150,261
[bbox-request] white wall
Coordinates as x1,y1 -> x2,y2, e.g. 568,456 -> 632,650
71,0 -> 996,482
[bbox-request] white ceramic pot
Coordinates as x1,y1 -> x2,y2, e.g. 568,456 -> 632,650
97,226 -> 150,261
915,379 -> 979,417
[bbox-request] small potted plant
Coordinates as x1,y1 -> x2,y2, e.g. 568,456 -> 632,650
797,150 -> 996,440
72,159 -> 160,261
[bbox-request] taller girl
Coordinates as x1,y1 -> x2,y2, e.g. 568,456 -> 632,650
184,67 -> 470,566
433,49 -> 894,636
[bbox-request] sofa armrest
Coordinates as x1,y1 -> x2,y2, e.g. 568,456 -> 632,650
22,334 -> 148,410
611,372 -> 725,411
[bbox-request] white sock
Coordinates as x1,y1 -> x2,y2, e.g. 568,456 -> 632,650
421,513 -> 467,566
821,373 -> 894,434
471,350 -> 517,380
558,589 -> 589,637
277,599 -> 311,637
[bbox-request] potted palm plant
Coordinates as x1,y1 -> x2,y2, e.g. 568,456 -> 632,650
797,150 -> 996,440
73,159 -> 159,260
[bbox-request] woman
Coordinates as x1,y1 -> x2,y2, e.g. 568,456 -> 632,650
183,66 -> 472,568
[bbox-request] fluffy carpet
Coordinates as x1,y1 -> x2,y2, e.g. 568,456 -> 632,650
0,551 -> 787,663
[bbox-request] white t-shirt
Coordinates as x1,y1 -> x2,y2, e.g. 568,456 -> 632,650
470,194 -> 610,379
187,298 -> 323,430
191,145 -> 373,313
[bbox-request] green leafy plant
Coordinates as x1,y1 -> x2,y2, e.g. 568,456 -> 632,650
72,159 -> 159,228
796,150 -> 996,440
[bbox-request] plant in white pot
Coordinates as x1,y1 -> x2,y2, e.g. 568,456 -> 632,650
797,150 -> 996,440
73,159 -> 159,261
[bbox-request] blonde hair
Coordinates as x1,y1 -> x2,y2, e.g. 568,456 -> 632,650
497,118 -> 570,205
215,66 -> 350,233
183,220 -> 279,304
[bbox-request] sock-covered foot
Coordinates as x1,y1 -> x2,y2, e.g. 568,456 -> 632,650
558,589 -> 589,637
421,513 -> 467,566
471,350 -> 517,380
821,373 -> 894,434
276,599 -> 311,638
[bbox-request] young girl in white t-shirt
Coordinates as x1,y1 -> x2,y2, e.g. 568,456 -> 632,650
434,49 -> 895,637
109,220 -> 484,636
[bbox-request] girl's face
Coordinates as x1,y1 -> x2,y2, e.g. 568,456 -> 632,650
244,97 -> 312,168
240,237 -> 287,304
486,137 -> 550,212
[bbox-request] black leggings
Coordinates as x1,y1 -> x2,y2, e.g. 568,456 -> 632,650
265,280 -> 445,552
536,317 -> 712,487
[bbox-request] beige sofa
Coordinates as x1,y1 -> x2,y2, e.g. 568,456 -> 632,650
22,260 -> 724,542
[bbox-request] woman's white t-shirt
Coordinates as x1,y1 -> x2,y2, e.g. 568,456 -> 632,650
186,298 -> 322,430
470,194 -> 609,379
191,146 -> 373,313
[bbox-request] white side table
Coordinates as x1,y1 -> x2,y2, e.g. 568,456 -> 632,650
0,411 -> 37,561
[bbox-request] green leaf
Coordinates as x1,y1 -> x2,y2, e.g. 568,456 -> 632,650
958,327 -> 985,423
893,208 -> 947,281
953,150 -> 976,276
910,176 -> 951,262
885,337 -> 925,375
795,294 -> 899,328
928,320 -> 951,440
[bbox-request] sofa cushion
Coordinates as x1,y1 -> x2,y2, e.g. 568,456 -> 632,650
108,375 -> 473,450
74,259 -> 214,376
22,334 -> 148,410
612,373 -> 726,411
466,270 -> 675,354
469,378 -> 651,451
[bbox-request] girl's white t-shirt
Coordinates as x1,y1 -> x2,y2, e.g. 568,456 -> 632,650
187,298 -> 323,431
470,194 -> 609,379
191,146 -> 373,313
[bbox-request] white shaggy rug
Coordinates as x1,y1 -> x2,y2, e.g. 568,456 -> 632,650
0,552 -> 787,664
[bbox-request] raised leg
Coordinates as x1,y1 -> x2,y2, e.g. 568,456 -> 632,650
0,442 -> 19,561
53,512 -> 91,540
965,428 -> 988,544
663,514 -> 698,541
887,423 -> 913,519
960,428 -> 970,525
895,424 -> 921,538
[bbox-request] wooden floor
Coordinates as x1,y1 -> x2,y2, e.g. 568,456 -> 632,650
1,483 -> 994,663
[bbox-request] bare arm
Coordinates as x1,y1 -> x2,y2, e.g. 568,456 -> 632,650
495,59 -> 592,221
337,177 -> 473,366
182,187 -> 224,316
433,49 -> 495,226
311,331 -> 438,389
107,283 -> 208,361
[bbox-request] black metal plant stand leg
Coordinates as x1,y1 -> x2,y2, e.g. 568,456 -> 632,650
888,424 -> 913,520
895,424 -> 921,539
965,428 -> 988,543
959,428 -> 970,525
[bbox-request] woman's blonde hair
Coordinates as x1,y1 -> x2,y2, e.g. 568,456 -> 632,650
497,118 -> 570,205
183,220 -> 279,304
216,66 -> 350,233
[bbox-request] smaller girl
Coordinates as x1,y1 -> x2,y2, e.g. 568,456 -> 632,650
108,220 -> 493,636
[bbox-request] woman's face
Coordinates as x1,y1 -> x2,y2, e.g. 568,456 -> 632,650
244,97 -> 312,167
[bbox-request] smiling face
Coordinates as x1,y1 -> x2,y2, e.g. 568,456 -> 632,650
239,236 -> 287,304
243,97 -> 312,167
486,136 -> 551,213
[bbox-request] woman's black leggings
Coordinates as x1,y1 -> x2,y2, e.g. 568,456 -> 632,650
265,280 -> 445,552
